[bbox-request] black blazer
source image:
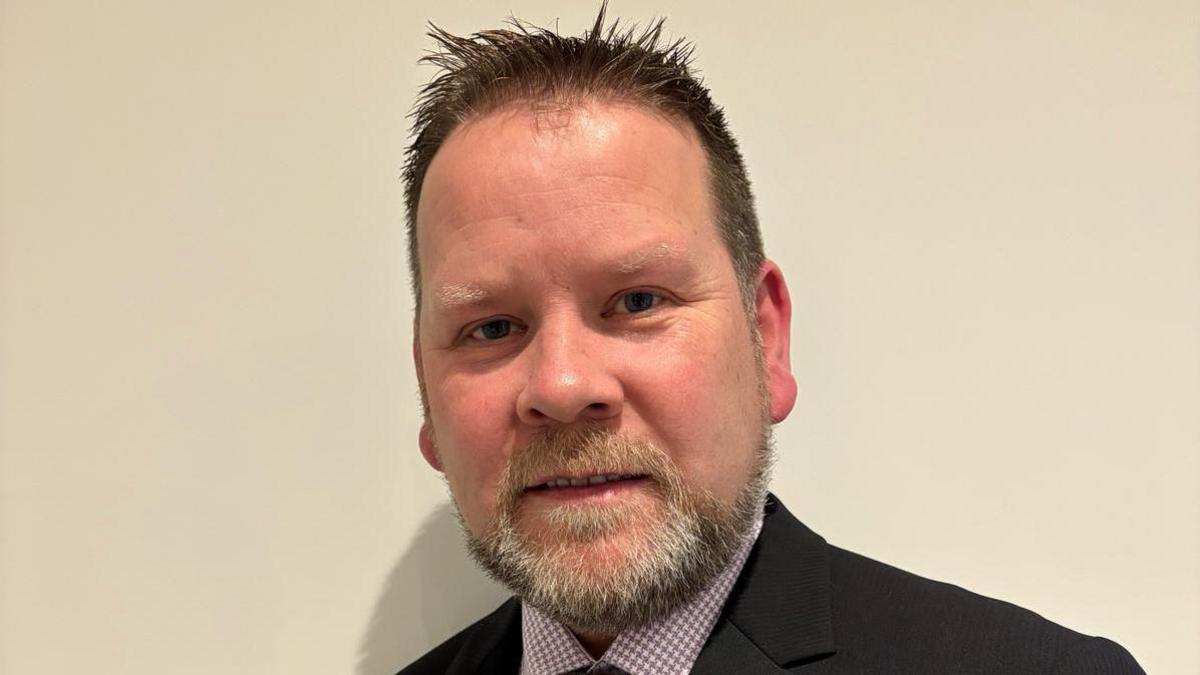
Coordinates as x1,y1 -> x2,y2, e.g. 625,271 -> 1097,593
400,496 -> 1144,674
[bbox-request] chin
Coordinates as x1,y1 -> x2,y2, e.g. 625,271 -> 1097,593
517,488 -> 666,548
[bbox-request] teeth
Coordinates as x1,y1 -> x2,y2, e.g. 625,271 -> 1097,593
540,474 -> 639,489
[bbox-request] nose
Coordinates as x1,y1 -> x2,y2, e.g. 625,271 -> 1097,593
516,317 -> 623,426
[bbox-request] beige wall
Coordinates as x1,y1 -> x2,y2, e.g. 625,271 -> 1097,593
2,1 -> 1196,673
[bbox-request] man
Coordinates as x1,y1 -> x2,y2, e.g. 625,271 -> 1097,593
399,8 -> 1143,674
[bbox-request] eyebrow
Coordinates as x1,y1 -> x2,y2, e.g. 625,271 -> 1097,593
614,242 -> 683,274
435,283 -> 491,311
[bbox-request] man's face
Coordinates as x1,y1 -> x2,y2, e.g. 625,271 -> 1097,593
414,101 -> 795,626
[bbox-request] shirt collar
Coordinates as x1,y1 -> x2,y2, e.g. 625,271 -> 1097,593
520,512 -> 764,675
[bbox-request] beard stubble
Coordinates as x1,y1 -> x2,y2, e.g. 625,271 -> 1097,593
455,422 -> 773,635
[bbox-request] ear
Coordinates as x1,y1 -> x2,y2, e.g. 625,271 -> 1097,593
418,423 -> 443,472
754,260 -> 798,424
413,320 -> 444,472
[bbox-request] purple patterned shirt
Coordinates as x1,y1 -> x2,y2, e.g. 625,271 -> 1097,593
519,515 -> 764,675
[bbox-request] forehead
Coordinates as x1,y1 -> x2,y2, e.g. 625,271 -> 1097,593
415,102 -> 720,296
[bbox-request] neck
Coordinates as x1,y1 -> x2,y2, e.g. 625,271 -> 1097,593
574,629 -> 616,659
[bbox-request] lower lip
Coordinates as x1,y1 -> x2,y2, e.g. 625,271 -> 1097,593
524,477 -> 649,502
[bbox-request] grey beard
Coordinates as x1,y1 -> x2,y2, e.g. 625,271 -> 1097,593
453,425 -> 774,635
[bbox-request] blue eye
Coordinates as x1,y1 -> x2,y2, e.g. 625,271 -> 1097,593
471,319 -> 512,341
621,291 -> 658,313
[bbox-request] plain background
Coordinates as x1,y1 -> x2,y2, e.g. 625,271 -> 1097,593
2,1 -> 1197,673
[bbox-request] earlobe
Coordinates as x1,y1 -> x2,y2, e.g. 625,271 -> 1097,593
418,423 -> 444,472
754,261 -> 798,424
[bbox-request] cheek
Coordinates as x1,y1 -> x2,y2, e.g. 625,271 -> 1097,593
427,367 -> 520,532
623,316 -> 762,491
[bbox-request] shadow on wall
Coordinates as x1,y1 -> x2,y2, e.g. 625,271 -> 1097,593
358,501 -> 510,675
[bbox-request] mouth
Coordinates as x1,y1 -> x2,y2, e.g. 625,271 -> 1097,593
522,472 -> 650,500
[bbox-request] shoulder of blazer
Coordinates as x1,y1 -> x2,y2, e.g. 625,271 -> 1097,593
697,495 -> 1145,674
396,598 -> 522,675
825,543 -> 1147,673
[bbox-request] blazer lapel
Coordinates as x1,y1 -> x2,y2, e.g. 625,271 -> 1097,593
692,617 -> 792,674
696,495 -> 838,672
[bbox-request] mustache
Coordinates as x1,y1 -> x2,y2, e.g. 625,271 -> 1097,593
496,425 -> 682,511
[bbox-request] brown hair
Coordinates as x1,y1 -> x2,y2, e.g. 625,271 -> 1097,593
403,4 -> 764,312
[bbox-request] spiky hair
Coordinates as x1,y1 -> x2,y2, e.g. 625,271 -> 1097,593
402,4 -> 763,312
